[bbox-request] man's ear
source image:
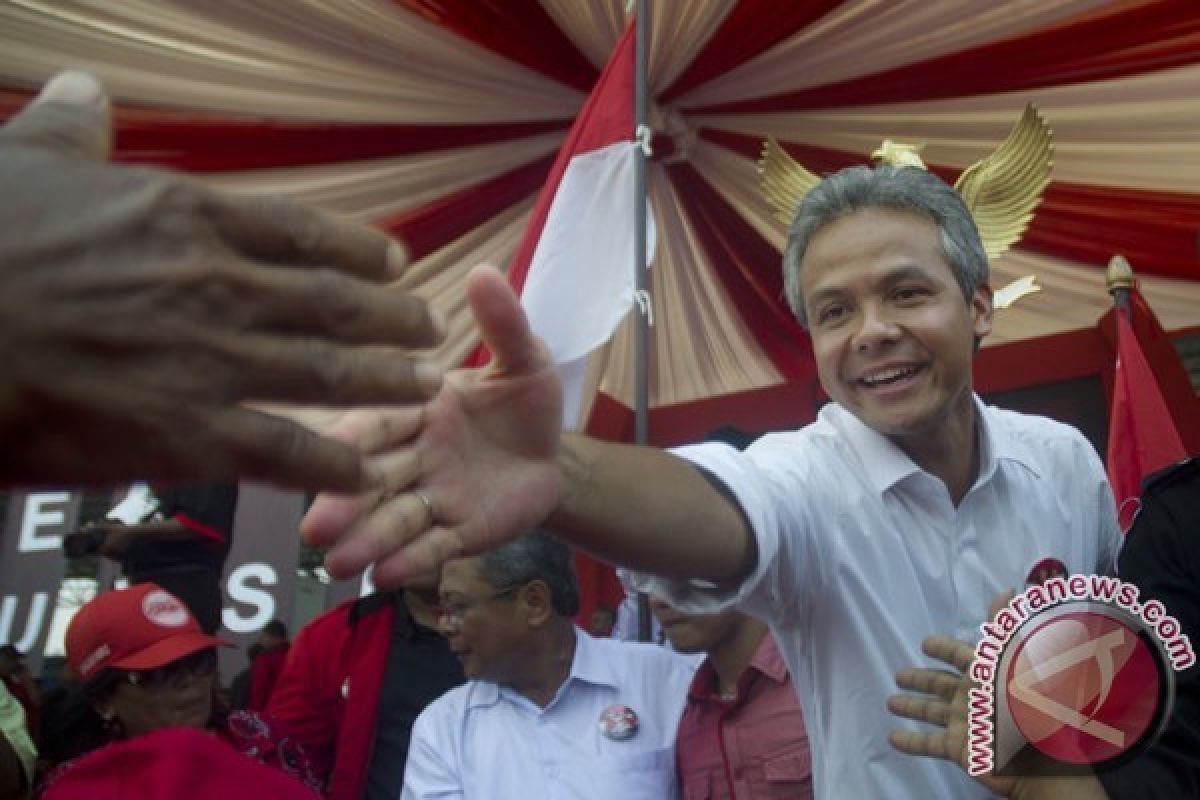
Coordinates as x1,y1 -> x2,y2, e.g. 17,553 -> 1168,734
971,284 -> 994,341
520,580 -> 555,627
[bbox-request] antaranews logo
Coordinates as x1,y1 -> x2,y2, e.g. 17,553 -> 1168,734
967,575 -> 1195,777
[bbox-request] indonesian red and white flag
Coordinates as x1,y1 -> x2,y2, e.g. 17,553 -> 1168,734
1106,298 -> 1187,531
503,23 -> 654,430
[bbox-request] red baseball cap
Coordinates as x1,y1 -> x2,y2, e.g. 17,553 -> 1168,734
66,584 -> 228,682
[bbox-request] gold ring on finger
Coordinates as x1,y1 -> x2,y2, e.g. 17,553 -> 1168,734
414,489 -> 435,525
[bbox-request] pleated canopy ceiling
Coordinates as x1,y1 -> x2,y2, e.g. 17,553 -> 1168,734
3,0 -> 1198,443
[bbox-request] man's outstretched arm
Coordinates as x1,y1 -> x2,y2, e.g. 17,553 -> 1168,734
551,434 -> 755,585
303,265 -> 754,588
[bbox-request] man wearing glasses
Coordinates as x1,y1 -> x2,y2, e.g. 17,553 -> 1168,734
402,532 -> 697,799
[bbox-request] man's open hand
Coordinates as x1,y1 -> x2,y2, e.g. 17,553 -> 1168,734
888,635 -> 1019,797
0,72 -> 446,490
303,265 -> 565,587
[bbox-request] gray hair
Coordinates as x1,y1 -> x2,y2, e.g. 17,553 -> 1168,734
477,530 -> 580,617
782,165 -> 988,327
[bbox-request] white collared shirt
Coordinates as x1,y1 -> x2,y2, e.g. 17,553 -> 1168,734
401,627 -> 696,799
633,397 -> 1121,800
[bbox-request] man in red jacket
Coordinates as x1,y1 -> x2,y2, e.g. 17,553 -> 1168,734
267,574 -> 464,800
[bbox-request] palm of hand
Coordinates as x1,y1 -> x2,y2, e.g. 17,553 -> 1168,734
888,635 -> 1019,797
306,264 -> 570,587
418,349 -> 565,557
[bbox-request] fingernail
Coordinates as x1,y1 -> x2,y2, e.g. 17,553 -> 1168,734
415,362 -> 444,396
323,551 -> 358,581
386,241 -> 409,278
36,71 -> 106,109
326,537 -> 373,578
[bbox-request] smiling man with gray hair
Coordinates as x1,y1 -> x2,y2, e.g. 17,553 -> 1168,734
307,163 -> 1120,799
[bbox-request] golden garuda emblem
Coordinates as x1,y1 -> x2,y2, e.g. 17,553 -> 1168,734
758,103 -> 1053,264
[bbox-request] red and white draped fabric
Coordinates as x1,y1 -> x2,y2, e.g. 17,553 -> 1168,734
3,0 -> 1197,445
3,4 -> 1199,616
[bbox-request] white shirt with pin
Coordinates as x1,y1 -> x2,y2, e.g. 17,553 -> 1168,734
402,628 -> 697,799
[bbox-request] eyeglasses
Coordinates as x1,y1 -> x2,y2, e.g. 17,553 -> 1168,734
435,585 -> 523,628
124,649 -> 217,690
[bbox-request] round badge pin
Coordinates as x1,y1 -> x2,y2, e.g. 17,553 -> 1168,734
1025,557 -> 1068,586
598,704 -> 639,741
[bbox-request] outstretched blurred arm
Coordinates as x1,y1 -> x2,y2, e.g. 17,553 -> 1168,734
0,71 -> 445,491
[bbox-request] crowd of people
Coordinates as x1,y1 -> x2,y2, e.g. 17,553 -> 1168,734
1,70 -> 1196,799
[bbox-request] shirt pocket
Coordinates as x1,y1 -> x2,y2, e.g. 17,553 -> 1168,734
584,746 -> 677,798
763,745 -> 812,788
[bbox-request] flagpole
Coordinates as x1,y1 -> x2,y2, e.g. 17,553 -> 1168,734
634,0 -> 649,446
1106,254 -> 1134,316
634,0 -> 653,642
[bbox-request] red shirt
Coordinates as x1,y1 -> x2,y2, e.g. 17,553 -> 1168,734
40,713 -> 320,798
676,634 -> 812,799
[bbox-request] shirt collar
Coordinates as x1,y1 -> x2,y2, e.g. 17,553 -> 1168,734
465,627 -> 615,711
348,589 -> 401,625
826,394 -> 1038,495
973,398 -> 1042,484
392,592 -> 416,637
825,402 -> 922,495
465,681 -> 501,709
687,633 -> 788,701
749,633 -> 789,683
562,627 -> 620,690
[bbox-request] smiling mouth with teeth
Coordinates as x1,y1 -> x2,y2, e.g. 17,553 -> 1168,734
859,366 -> 920,387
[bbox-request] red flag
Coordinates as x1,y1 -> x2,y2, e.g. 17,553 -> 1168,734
516,24 -> 647,624
471,23 -> 652,430
1106,299 -> 1187,531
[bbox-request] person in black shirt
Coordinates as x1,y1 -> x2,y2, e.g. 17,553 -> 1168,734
1099,456 -> 1200,798
86,482 -> 238,634
229,644 -> 262,711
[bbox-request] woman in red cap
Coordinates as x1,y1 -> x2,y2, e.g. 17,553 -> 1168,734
38,583 -> 319,798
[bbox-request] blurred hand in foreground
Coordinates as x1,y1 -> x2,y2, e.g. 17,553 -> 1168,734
0,71 -> 446,490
